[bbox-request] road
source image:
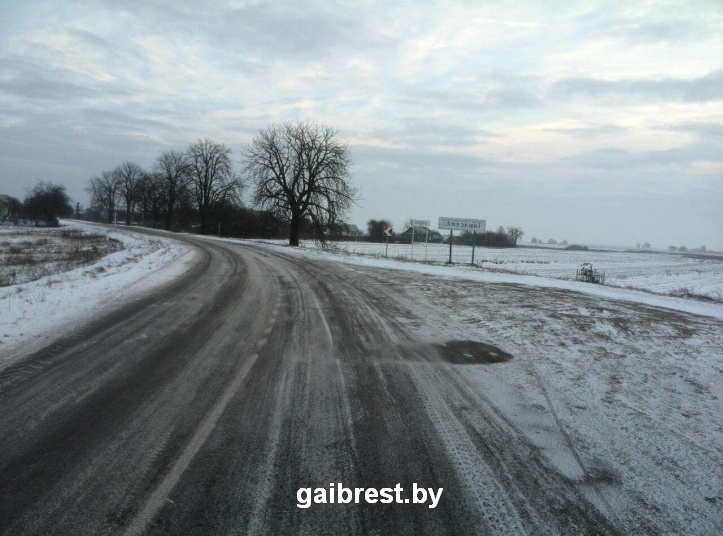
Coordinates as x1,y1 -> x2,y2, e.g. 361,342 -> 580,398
1,232 -> 627,534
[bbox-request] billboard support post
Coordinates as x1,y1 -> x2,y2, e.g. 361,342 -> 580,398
438,217 -> 486,266
411,225 -> 415,259
425,227 -> 429,261
448,230 -> 453,263
472,231 -> 476,264
410,220 -> 431,262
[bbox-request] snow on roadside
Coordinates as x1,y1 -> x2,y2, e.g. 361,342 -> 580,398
0,221 -> 196,368
387,267 -> 723,533
205,237 -> 723,320
241,239 -> 723,302
231,236 -> 722,531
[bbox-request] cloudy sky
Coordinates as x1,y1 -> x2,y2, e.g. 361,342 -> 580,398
1,0 -> 721,249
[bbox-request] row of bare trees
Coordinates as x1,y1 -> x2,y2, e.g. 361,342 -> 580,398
86,121 -> 357,245
87,139 -> 242,234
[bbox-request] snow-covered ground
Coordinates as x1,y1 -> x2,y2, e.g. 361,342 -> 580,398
0,222 -> 197,367
233,238 -> 723,320
252,240 -> 723,302
1,228 -> 720,530
234,238 -> 722,532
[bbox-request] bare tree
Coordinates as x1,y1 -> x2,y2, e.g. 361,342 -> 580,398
243,121 -> 357,246
0,195 -> 22,222
187,139 -> 241,234
114,161 -> 144,225
506,226 -> 524,245
24,181 -> 73,221
87,171 -> 119,223
154,150 -> 190,230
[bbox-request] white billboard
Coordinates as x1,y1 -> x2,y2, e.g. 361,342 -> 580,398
410,219 -> 431,227
438,217 -> 486,231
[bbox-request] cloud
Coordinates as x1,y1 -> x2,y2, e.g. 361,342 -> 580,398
552,70 -> 723,103
544,125 -> 628,139
562,142 -> 722,171
663,122 -> 723,140
610,18 -> 717,45
366,120 -> 496,151
0,73 -> 98,101
97,0 -> 398,64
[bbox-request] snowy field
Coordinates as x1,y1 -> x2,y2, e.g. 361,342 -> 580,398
0,222 -> 197,366
271,240 -> 723,302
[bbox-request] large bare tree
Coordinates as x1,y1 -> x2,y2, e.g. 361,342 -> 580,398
113,161 -> 144,225
86,171 -> 119,223
187,139 -> 241,234
243,121 -> 356,246
154,150 -> 189,231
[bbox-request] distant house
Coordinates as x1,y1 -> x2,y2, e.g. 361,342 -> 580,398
342,224 -> 362,237
330,223 -> 362,238
398,226 -> 443,243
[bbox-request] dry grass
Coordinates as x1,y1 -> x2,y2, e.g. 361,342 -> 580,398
0,228 -> 124,287
667,287 -> 723,303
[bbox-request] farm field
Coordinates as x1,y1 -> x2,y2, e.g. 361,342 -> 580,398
275,240 -> 723,301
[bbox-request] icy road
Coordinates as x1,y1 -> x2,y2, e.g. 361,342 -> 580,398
0,231 -> 721,535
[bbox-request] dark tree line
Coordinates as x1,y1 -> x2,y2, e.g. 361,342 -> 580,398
457,230 -> 516,247
84,122 -> 357,245
86,139 -> 243,234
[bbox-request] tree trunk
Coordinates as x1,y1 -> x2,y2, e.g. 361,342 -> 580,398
200,209 -> 207,235
165,205 -> 173,230
289,212 -> 301,246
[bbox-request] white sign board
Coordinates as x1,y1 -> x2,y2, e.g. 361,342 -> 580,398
438,217 -> 486,232
410,219 -> 431,228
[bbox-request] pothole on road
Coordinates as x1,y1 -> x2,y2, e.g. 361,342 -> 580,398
437,340 -> 513,365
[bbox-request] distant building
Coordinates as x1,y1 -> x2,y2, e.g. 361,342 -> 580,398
345,224 -> 363,237
398,226 -> 443,243
332,223 -> 362,238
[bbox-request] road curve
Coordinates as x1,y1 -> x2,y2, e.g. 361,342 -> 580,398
0,232 -> 621,535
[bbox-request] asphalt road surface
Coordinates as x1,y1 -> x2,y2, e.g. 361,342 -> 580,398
0,232 -> 624,535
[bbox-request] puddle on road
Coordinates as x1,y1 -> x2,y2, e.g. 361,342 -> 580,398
437,340 -> 513,365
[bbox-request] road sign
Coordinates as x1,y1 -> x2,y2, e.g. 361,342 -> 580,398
383,227 -> 393,237
438,217 -> 486,264
408,220 -> 430,261
438,217 -> 486,232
